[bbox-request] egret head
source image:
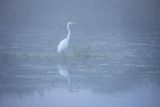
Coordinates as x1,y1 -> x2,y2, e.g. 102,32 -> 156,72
67,22 -> 76,25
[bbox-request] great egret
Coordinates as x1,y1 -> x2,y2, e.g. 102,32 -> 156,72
57,22 -> 75,54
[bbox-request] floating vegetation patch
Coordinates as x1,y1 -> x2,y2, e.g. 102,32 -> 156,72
69,45 -> 91,58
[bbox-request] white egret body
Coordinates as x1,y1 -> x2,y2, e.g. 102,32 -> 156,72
57,22 -> 75,53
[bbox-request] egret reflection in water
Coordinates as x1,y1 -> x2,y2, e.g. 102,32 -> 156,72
57,64 -> 71,87
57,64 -> 80,92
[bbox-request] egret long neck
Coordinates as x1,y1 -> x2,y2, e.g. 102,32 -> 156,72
67,24 -> 71,40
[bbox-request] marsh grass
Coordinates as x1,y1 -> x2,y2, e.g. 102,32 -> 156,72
0,45 -> 107,66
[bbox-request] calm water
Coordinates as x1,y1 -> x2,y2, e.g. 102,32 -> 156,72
0,28 -> 160,107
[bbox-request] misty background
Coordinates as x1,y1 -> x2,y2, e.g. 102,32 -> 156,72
0,0 -> 160,32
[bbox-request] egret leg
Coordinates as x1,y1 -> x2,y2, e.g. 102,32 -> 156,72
62,51 -> 66,64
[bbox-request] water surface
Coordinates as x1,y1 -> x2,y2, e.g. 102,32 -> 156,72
0,28 -> 160,107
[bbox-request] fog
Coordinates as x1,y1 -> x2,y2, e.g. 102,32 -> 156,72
0,0 -> 160,107
0,0 -> 160,31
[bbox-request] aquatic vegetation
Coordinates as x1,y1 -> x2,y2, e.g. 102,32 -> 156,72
70,45 -> 91,58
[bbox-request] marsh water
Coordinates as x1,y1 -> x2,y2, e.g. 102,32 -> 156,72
0,27 -> 160,107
